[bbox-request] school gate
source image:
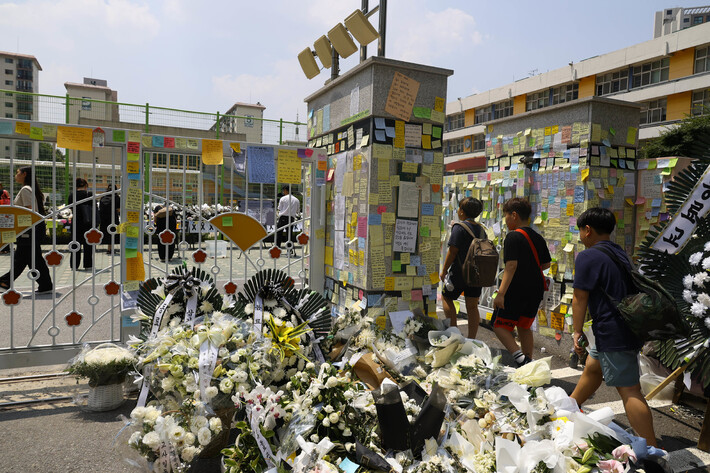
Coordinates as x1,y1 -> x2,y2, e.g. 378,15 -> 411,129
0,119 -> 325,369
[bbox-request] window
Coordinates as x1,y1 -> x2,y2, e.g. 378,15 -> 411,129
4,80 -> 12,86
473,134 -> 485,151
631,58 -> 670,87
551,83 -> 579,105
169,154 -> 182,168
695,45 -> 710,74
474,106 -> 492,124
4,102 -> 12,107
526,90 -> 549,111
692,89 -> 710,116
187,155 -> 199,169
152,153 -> 167,167
4,58 -> 12,64
81,97 -> 91,111
5,113 -> 12,118
596,69 -> 629,96
639,98 -> 667,124
446,112 -> 465,131
445,138 -> 464,156
17,113 -> 30,120
693,16 -> 704,25
493,99 -> 514,120
4,69 -> 11,75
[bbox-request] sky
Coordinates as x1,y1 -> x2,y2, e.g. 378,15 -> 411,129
1,0 -> 710,126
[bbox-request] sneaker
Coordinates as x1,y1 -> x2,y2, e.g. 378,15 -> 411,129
516,356 -> 533,367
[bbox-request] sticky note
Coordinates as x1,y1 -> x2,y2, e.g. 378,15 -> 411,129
222,216 -> 233,227
17,215 -> 32,227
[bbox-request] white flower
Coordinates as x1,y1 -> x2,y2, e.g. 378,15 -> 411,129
695,272 -> 710,287
151,285 -> 166,299
684,275 -> 695,289
191,416 -> 208,432
199,301 -> 214,314
130,407 -> 147,422
324,405 -> 334,413
197,427 -> 212,446
343,428 -> 352,437
205,386 -> 218,399
245,303 -> 254,315
184,432 -> 196,445
690,252 -> 704,265
274,307 -> 287,318
161,377 -> 176,391
310,434 -> 319,442
322,418 -> 331,427
684,289 -> 697,303
691,302 -> 707,317
181,446 -> 199,462
144,407 -> 160,423
706,317 -> 710,329
142,431 -> 161,449
209,417 -> 222,432
705,242 -> 710,252
325,376 -> 339,388
219,378 -> 234,394
264,299 -> 277,308
703,258 -> 710,271
128,432 -> 142,445
168,426 -> 186,442
328,412 -> 340,423
698,293 -> 710,307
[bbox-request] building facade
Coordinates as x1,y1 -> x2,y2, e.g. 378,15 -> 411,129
64,78 -> 119,124
214,102 -> 265,143
443,21 -> 710,172
0,51 -> 41,162
654,5 -> 710,38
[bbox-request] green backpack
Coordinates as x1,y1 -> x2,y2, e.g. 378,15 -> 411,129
591,245 -> 690,342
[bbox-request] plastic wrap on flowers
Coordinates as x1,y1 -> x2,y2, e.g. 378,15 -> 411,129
410,382 -> 448,457
509,356 -> 552,387
67,343 -> 136,388
372,379 -> 410,451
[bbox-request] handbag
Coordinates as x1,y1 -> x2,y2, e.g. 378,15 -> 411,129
515,228 -> 549,291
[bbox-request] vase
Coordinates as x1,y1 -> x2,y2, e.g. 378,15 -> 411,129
87,381 -> 125,411
198,407 -> 236,459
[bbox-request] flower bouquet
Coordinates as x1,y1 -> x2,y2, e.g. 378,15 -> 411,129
67,343 -> 136,411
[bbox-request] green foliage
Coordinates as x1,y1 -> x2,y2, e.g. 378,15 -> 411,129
641,113 -> 710,159
66,357 -> 133,388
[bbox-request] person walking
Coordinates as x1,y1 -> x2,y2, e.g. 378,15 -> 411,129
276,185 -> 300,257
67,178 -> 94,270
0,182 -> 10,205
439,197 -> 484,339
570,207 -> 657,447
99,184 -> 120,254
0,166 -> 53,294
493,197 -> 551,366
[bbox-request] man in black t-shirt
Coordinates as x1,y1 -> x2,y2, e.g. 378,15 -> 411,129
440,197 -> 484,339
493,198 -> 551,366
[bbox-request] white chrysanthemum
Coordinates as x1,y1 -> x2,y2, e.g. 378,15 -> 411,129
691,302 -> 707,317
142,431 -> 161,449
205,386 -> 218,399
197,427 -> 212,446
209,417 -> 222,432
705,317 -> 710,329
199,301 -> 214,314
264,299 -> 278,308
684,275 -> 695,289
695,272 -> 710,287
168,425 -> 186,442
705,241 -> 710,252
144,407 -> 160,423
191,416 -> 208,432
690,252 -> 704,265
181,446 -> 199,463
130,406 -> 147,422
273,307 -> 287,318
684,289 -> 697,303
244,303 -> 254,314
703,258 -> 710,271
184,432 -> 196,446
128,432 -> 142,445
219,378 -> 234,394
698,293 -> 710,307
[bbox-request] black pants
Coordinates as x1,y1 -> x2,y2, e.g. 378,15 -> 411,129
0,236 -> 53,290
275,215 -> 295,248
71,229 -> 93,269
158,241 -> 176,261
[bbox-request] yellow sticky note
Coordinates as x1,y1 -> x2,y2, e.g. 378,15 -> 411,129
422,135 -> 431,149
581,169 -> 589,182
434,97 -> 445,113
126,161 -> 140,174
382,212 -> 395,224
325,246 -> 333,266
277,149 -> 301,184
17,215 -> 32,227
29,126 -> 43,140
1,230 -> 16,243
429,272 -> 439,285
406,265 -> 416,276
126,226 -> 139,238
15,122 -> 30,135
563,243 -> 574,253
402,162 -> 418,173
607,185 -> 614,194
390,175 -> 400,187
127,211 -> 140,223
201,139 -> 223,165
58,126 -> 93,151
125,251 -> 146,281
354,154 -> 362,171
384,277 -> 395,291
230,143 -> 241,153
401,253 -> 410,264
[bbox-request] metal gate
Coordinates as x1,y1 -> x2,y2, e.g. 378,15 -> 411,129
0,120 -> 324,369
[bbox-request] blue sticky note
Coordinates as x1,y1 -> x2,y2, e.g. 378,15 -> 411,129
548,196 -> 556,204
423,151 -> 434,164
152,136 -> 164,147
532,163 -> 539,171
340,458 -> 360,473
368,294 -> 383,307
375,129 -> 386,142
571,164 -> 579,173
385,126 -> 395,138
574,186 -> 585,203
602,139 -> 611,147
0,122 -> 12,135
410,255 -> 421,266
374,118 -> 386,129
323,104 -> 330,131
560,199 -> 567,208
128,172 -> 141,180
417,265 -> 428,276
653,174 -> 663,185
421,203 -> 434,216
369,214 -> 381,225
651,198 -> 662,207
126,237 -> 138,249
358,237 -> 366,249
247,146 -> 276,184
347,272 -> 354,284
619,159 -> 626,169
121,314 -> 139,327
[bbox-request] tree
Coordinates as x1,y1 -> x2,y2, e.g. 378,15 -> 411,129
641,111 -> 710,159
39,143 -> 64,162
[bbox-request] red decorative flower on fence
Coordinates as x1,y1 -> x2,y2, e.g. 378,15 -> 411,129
84,228 -> 103,245
223,281 -> 237,295
65,311 -> 83,326
159,229 -> 176,245
269,246 -> 282,259
297,233 -> 309,245
2,289 -> 21,306
104,281 -> 120,296
192,249 -> 207,264
44,250 -> 63,267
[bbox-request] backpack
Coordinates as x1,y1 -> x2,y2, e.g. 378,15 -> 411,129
591,245 -> 690,342
453,222 -> 499,287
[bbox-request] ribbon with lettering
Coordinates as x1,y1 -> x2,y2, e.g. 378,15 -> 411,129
253,295 -> 264,337
164,272 -> 204,328
195,326 -> 224,404
248,405 -> 277,469
284,295 -> 325,363
136,291 -> 175,407
652,165 -> 710,254
155,442 -> 181,473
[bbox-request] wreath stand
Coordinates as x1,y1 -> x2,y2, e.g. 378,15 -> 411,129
645,364 -> 710,452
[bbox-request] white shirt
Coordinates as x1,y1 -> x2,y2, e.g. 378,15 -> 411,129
278,194 -> 300,217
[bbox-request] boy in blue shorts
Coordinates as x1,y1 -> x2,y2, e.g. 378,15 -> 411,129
570,207 -> 657,447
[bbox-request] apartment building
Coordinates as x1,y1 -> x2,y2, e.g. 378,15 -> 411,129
443,19 -> 710,172
212,102 -> 265,144
654,5 -> 710,37
64,77 -> 119,124
0,51 -> 41,161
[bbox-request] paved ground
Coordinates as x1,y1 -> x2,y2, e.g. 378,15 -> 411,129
1,317 -> 709,473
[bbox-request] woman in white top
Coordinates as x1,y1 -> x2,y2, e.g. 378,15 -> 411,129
0,166 -> 53,293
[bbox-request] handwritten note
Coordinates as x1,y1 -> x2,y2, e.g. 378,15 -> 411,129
247,146 -> 276,183
277,149 -> 301,184
393,219 -> 418,253
57,126 -> 93,151
202,139 -> 223,165
384,71 -> 421,121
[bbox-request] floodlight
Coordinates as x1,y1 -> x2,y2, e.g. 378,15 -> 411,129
344,9 -> 379,46
327,23 -> 358,59
314,35 -> 333,69
298,48 -> 320,79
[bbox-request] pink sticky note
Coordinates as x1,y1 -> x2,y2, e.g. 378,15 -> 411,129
164,137 -> 175,148
357,217 -> 367,237
358,289 -> 364,299
635,197 -> 646,205
377,205 -> 387,214
411,289 -> 423,301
